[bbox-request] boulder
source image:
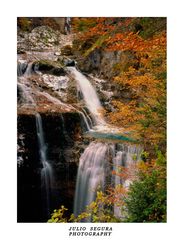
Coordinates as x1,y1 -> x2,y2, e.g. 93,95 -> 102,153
60,44 -> 73,56
17,26 -> 61,52
33,60 -> 66,76
57,56 -> 76,67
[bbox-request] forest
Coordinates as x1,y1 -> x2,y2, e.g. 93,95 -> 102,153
17,17 -> 166,223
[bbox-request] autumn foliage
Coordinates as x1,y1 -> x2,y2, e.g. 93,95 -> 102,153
73,17 -> 167,221
73,17 -> 166,154
49,17 -> 167,223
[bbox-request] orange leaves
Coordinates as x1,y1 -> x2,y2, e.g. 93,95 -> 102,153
74,17 -> 166,155
108,60 -> 166,149
107,100 -> 142,128
74,18 -> 166,58
107,185 -> 127,205
106,31 -> 144,52
106,29 -> 166,56
114,67 -> 162,102
112,162 -> 139,182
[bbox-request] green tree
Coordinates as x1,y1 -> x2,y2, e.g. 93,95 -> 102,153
124,155 -> 166,222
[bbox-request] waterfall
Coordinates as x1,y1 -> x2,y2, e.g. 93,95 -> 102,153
74,142 -> 110,217
17,82 -> 35,106
67,67 -> 105,126
69,66 -> 142,221
17,61 -> 28,76
17,52 -> 141,222
35,113 -> 53,218
77,110 -> 91,131
17,61 -> 36,106
17,61 -> 34,77
113,151 -> 124,186
65,17 -> 71,34
82,108 -> 94,128
74,141 -> 141,220
67,67 -> 124,134
24,62 -> 34,76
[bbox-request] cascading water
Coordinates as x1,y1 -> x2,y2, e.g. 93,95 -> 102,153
17,82 -> 35,106
17,53 -> 141,222
112,145 -> 142,218
82,108 -> 94,128
77,110 -> 91,131
67,67 -> 105,126
24,62 -> 34,76
17,61 -> 36,106
74,142 -> 111,217
17,61 -> 76,112
17,61 -> 34,77
17,61 -> 28,76
67,67 -> 126,135
69,67 -> 142,220
74,141 -> 141,220
35,113 -> 53,218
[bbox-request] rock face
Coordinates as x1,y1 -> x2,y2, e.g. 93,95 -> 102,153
76,48 -> 139,80
17,112 -> 87,222
33,60 -> 66,76
17,26 -> 60,52
17,25 -> 74,53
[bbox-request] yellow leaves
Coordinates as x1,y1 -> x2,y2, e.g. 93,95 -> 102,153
114,68 -> 161,99
48,205 -> 68,223
89,201 -> 97,209
107,185 -> 127,206
75,212 -> 91,222
76,17 -> 166,157
109,49 -> 166,148
97,191 -> 104,199
137,160 -> 148,172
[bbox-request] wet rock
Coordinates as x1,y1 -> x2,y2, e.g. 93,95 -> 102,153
17,111 -> 85,222
17,49 -> 26,54
75,45 -> 139,80
65,59 -> 75,66
42,74 -> 69,91
33,60 -> 66,76
17,60 -> 28,76
52,67 -> 66,76
65,76 -> 78,103
77,48 -> 101,75
57,56 -> 76,67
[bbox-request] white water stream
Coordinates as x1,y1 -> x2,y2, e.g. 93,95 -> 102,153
69,67 -> 141,220
67,67 -> 105,126
74,142 -> 109,217
36,113 -> 53,217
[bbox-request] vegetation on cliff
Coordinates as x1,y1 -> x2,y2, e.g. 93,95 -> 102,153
48,17 -> 166,223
